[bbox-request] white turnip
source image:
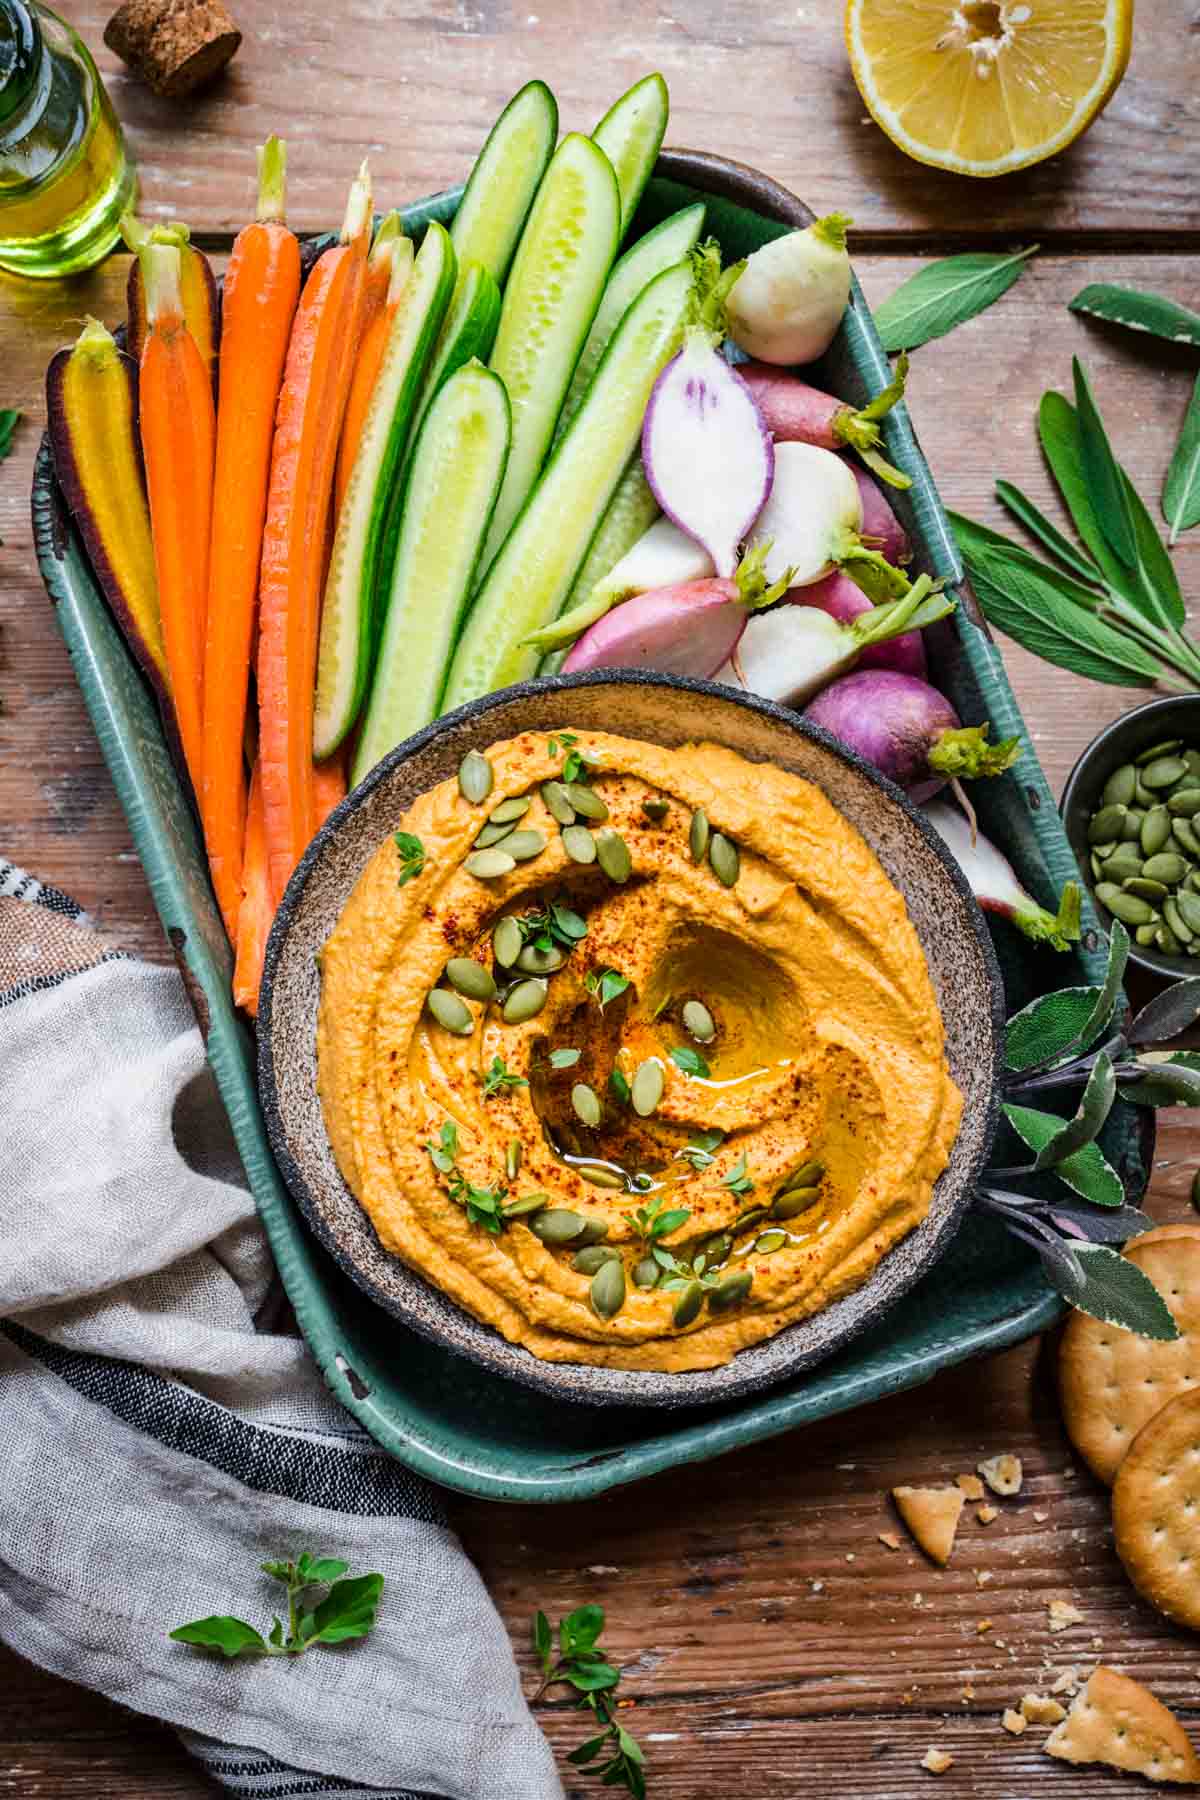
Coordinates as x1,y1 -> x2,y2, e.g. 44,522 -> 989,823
747,442 -> 908,597
791,573 -> 926,677
923,799 -> 1081,950
725,212 -> 852,366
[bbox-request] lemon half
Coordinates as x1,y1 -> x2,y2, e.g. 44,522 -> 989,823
845,0 -> 1133,178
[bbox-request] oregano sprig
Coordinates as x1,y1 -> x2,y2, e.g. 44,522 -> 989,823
531,1605 -> 646,1799
170,1552 -> 384,1658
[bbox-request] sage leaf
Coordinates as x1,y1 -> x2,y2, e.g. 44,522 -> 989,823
1128,977 -> 1200,1046
994,479 -> 1103,586
873,246 -> 1036,353
1075,917 -> 1130,1054
669,1045 -> 710,1078
568,1734 -> 614,1766
1031,1052 -> 1116,1170
1038,392 -> 1150,608
951,510 -> 1102,608
1164,374 -> 1200,546
1159,1050 -> 1200,1074
1069,283 -> 1200,350
1004,1103 -> 1124,1206
307,1573 -> 385,1646
168,1615 -> 270,1657
1118,1058 -> 1200,1108
1073,359 -> 1138,569
0,409 -> 19,461
1123,468 -> 1186,628
1048,1202 -> 1153,1244
1004,985 -> 1105,1071
1058,1243 -> 1182,1341
1037,1235 -> 1087,1297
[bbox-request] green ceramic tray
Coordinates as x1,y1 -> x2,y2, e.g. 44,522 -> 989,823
32,151 -> 1149,1502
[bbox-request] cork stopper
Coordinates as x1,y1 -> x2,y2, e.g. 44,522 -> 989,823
104,0 -> 241,99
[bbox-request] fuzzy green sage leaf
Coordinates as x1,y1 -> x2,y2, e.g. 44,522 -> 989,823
1164,374 -> 1200,546
1068,283 -> 1200,350
1048,1242 -> 1182,1342
873,246 -> 1036,353
1003,1104 -> 1124,1207
1004,985 -> 1105,1072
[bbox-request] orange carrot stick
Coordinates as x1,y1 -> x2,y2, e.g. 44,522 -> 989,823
233,759 -> 270,1016
202,138 -> 301,944
139,241 -> 215,801
258,162 -> 372,904
313,750 -> 347,828
334,215 -> 411,522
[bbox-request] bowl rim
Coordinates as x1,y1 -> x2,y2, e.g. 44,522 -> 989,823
257,667 -> 1006,1407
1060,693 -> 1200,981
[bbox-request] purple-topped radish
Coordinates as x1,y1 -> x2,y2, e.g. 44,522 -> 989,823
792,573 -> 926,677
561,544 -> 792,679
851,462 -> 910,567
804,671 -> 1019,801
641,245 -> 772,579
725,212 -> 852,367
747,441 -> 910,598
739,357 -> 911,490
923,799 -> 1082,950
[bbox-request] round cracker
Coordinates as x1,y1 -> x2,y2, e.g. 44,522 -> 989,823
1058,1228 -> 1200,1484
1113,1387 -> 1200,1631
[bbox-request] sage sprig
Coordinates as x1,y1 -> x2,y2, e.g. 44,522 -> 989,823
873,246 -> 1036,353
1068,283 -> 1200,351
977,919 -> 1199,1339
1164,373 -> 1200,545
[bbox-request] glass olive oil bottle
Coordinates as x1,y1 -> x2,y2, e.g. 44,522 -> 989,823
0,0 -> 134,277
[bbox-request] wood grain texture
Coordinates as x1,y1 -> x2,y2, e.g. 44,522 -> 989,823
3,3 -> 1200,1794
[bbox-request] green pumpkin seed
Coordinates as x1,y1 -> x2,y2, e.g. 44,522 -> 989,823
566,782 -> 608,821
426,988 -> 474,1034
1156,924 -> 1182,955
596,828 -> 632,883
493,916 -> 524,969
590,1258 -> 626,1319
1169,789 -> 1200,816
529,1208 -> 588,1245
474,819 -> 518,848
1101,764 -> 1137,808
782,1159 -> 824,1191
577,1164 -> 624,1190
489,795 -> 531,825
631,1058 -> 665,1118
735,1206 -> 769,1233
1140,807 -> 1172,856
516,942 -> 566,975
504,829 -> 547,862
672,1281 -> 704,1328
772,1185 -> 822,1220
1142,756 -> 1188,791
691,1252 -> 708,1277
1186,750 -> 1200,782
1176,890 -> 1200,935
1134,777 -> 1155,808
561,824 -> 597,863
572,1082 -> 602,1127
1088,804 -> 1127,844
458,749 -> 494,803
1094,882 -> 1123,910
1123,878 -> 1168,902
755,1229 -> 788,1253
1136,739 -> 1182,766
633,1256 -> 661,1289
445,957 -> 497,1002
708,1271 -> 753,1312
502,978 -> 548,1023
1143,852 -> 1188,885
1090,852 -> 1104,880
465,847 -> 516,880
1164,897 -> 1195,944
573,1245 -> 620,1274
503,1191 -> 548,1220
689,807 -> 710,861
577,1216 -> 611,1244
709,832 -> 740,888
1120,810 -> 1144,842
1104,891 -> 1157,927
1100,850 -> 1142,882
505,1138 -> 522,1181
682,1000 -> 716,1043
1189,872 -> 1200,895
704,1232 -> 733,1267
642,797 -> 670,823
1135,923 -> 1160,947
541,780 -> 576,825
1093,841 -> 1118,860
1173,817 -> 1200,857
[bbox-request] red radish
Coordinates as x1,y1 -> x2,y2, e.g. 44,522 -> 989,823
923,799 -> 1081,950
641,249 -> 772,578
562,545 -> 792,679
804,671 -> 1019,801
717,574 -> 954,707
851,462 -> 910,566
739,356 -> 911,489
748,441 -> 909,596
792,572 -> 926,677
725,212 -> 852,366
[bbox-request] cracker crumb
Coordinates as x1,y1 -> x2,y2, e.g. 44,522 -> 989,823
1033,1510 -> 1048,1523
1048,1599 -> 1084,1634
845,1553 -> 855,1562
1021,1693 -> 1067,1726
976,1570 -> 992,1587
977,1618 -> 994,1634
811,1580 -> 824,1593
961,1683 -> 976,1702
893,1484 -> 965,1565
956,1473 -> 985,1500
978,1453 -> 1023,1497
977,1504 -> 999,1524
921,1747 -> 954,1775
1051,1668 -> 1079,1695
1002,1707 -> 1028,1736
878,1532 -> 902,1551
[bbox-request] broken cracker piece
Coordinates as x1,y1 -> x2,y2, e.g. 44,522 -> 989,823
1021,1693 -> 1067,1726
878,1531 -> 902,1551
977,1618 -> 994,1634
977,1504 -> 999,1524
1045,1666 -> 1200,1785
1002,1708 -> 1028,1736
1048,1599 -> 1085,1633
955,1473 -> 985,1501
1051,1668 -> 1080,1695
978,1453 -> 1023,1496
921,1747 -> 954,1775
892,1484 -> 965,1565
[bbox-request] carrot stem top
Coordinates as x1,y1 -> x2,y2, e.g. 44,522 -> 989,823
139,242 -> 184,328
256,135 -> 288,224
340,160 -> 373,247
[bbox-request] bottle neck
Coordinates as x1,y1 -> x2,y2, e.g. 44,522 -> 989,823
0,1 -> 44,128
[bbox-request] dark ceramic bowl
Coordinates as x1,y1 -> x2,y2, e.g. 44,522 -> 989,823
1061,694 -> 1200,981
258,672 -> 1003,1408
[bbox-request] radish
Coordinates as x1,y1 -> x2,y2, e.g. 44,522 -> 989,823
523,516 -> 717,656
725,212 -> 852,367
923,799 -> 1081,950
561,543 -> 792,679
739,357 -> 911,490
804,671 -> 1020,801
851,462 -> 910,566
747,441 -> 909,597
717,574 -> 954,708
641,247 -> 771,578
792,572 -> 926,677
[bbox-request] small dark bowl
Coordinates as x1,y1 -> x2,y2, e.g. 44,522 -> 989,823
1061,694 -> 1200,982
258,671 -> 1003,1408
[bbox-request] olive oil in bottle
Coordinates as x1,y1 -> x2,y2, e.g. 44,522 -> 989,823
0,0 -> 134,277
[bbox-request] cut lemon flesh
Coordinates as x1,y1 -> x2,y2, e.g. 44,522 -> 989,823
846,0 -> 1132,177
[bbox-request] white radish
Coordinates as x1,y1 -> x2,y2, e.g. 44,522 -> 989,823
725,212 -> 852,366
923,799 -> 1082,950
592,515 -> 717,607
748,441 -> 908,597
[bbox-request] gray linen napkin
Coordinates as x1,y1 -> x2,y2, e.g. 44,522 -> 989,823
0,860 -> 564,1800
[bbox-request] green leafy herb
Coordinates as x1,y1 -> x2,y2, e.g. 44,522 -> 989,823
609,1066 -> 631,1105
170,1553 -> 383,1659
631,1191 -> 692,1249
548,731 -> 604,785
424,1120 -> 508,1232
548,1047 -> 582,1070
1068,283 -> 1200,350
481,1055 -> 527,1097
994,479 -> 1104,586
521,898 -> 589,955
0,410 -> 19,461
393,832 -> 425,886
426,1119 -> 458,1173
668,1045 -> 709,1079
1052,1244 -> 1182,1340
548,733 -> 579,757
531,1605 -> 644,1799
873,246 -> 1036,353
720,1152 -> 754,1197
1002,1104 -> 1123,1208
677,1128 -> 724,1170
587,967 -> 630,1011
1005,986 -> 1106,1072
1164,373 -> 1200,546
1072,357 -> 1139,570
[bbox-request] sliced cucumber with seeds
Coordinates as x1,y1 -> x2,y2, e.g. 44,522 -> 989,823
450,79 -> 558,288
314,222 -> 456,759
481,133 -> 622,568
444,258 -> 694,706
352,362 -> 510,785
412,261 -> 501,439
592,72 -> 669,240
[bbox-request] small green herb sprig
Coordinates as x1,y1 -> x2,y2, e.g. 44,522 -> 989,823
394,831 -> 425,887
425,1119 -> 508,1232
532,1605 -> 646,1800
587,967 -> 630,1011
668,1044 -> 709,1078
170,1553 -> 383,1659
480,1054 -> 527,1098
548,732 -> 605,785
0,409 -> 20,462
521,898 -> 589,955
631,1191 -> 691,1251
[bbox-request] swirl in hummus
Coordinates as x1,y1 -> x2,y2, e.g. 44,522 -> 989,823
316,728 -> 963,1373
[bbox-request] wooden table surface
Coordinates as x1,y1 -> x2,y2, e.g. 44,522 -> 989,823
2,3 -> 1199,1795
